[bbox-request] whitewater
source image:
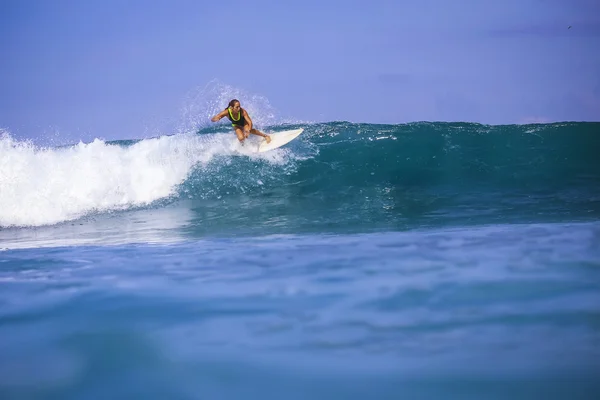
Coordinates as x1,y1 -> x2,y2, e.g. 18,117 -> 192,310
0,130 -> 292,227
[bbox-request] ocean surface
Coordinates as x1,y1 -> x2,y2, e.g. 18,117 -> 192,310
1,121 -> 600,399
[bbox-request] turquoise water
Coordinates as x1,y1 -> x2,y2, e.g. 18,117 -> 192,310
1,121 -> 600,399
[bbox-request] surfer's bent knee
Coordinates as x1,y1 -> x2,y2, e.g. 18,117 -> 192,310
234,127 -> 244,141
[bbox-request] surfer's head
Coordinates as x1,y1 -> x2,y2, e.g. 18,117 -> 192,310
228,99 -> 241,112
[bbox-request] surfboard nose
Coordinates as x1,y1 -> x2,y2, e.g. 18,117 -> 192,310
257,128 -> 304,153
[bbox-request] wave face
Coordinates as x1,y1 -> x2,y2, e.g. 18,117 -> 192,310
1,122 -> 599,230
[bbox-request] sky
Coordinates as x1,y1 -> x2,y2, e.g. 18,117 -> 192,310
1,0 -> 599,143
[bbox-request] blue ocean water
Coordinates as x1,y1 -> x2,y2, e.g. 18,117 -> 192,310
1,121 -> 600,399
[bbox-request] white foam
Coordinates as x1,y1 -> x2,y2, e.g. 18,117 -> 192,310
0,131 -> 290,227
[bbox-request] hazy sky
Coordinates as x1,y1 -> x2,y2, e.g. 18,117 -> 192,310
1,0 -> 599,143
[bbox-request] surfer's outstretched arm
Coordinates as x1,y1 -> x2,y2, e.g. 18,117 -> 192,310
210,109 -> 228,122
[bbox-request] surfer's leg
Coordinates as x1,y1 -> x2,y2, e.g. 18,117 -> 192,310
249,128 -> 271,143
234,127 -> 245,142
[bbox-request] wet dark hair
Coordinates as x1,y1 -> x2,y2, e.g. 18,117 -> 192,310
228,99 -> 240,108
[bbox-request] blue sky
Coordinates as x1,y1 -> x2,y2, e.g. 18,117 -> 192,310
1,0 -> 599,143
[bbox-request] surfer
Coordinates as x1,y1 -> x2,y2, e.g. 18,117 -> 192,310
210,99 -> 271,144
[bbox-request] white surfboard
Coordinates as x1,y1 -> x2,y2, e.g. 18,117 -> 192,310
256,128 -> 304,152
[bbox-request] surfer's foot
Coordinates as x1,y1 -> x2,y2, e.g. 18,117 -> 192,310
265,135 -> 271,144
